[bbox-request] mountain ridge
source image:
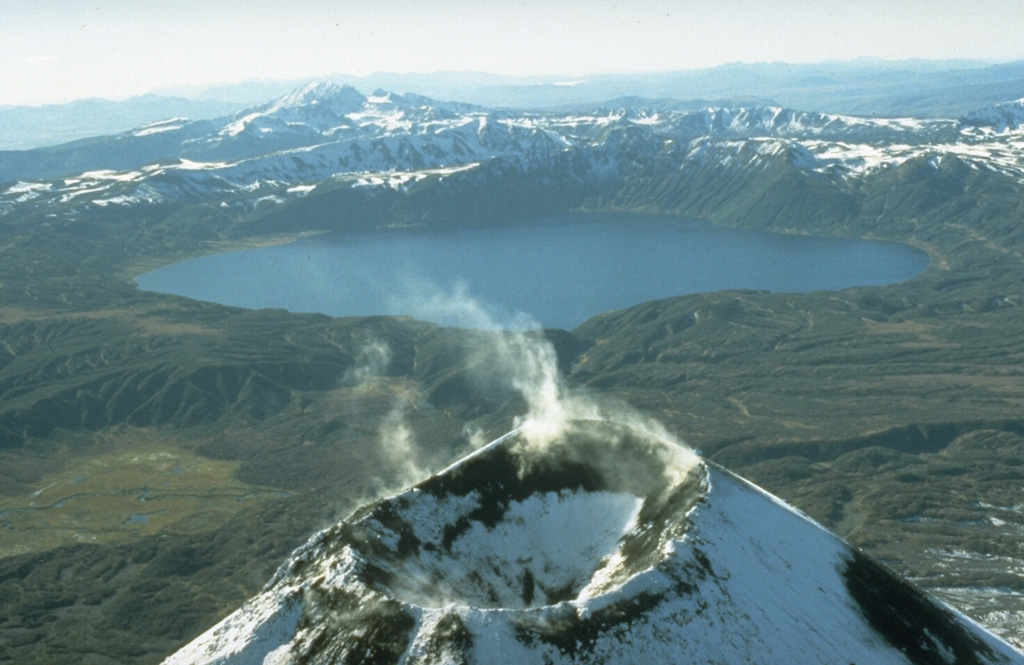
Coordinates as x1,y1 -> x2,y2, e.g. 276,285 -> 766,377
6,57 -> 1024,151
4,80 -> 1023,224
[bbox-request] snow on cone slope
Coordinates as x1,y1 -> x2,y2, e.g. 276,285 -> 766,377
163,420 -> 1024,665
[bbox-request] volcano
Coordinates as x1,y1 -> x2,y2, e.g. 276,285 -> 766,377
163,421 -> 1023,665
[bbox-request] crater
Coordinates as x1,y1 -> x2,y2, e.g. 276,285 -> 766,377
348,420 -> 707,611
393,487 -> 644,609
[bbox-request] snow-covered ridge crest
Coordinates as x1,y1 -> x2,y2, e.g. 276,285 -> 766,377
221,82 -> 484,140
264,81 -> 366,112
221,82 -> 365,138
132,117 -> 190,137
163,419 -> 1024,665
7,81 -> 1024,216
962,98 -> 1024,133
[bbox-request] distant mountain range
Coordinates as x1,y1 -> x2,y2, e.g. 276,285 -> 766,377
3,79 -> 1023,237
3,58 -> 1024,151
0,95 -> 242,151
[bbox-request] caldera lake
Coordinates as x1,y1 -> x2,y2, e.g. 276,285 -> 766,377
135,215 -> 930,330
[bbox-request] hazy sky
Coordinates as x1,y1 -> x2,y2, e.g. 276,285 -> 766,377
4,0 -> 1024,106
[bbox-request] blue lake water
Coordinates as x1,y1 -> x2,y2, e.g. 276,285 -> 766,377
135,215 -> 929,329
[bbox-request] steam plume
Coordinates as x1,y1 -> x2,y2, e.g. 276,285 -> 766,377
342,338 -> 429,493
397,283 -> 697,470
377,390 -> 426,488
343,338 -> 392,385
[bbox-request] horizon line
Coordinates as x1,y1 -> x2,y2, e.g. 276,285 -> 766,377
6,56 -> 1024,109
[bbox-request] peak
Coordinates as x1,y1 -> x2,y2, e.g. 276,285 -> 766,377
300,80 -> 340,94
164,420 -> 1022,665
962,98 -> 1024,131
367,88 -> 398,105
269,82 -> 366,111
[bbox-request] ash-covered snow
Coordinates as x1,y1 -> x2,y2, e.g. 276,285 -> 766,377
383,488 -> 643,610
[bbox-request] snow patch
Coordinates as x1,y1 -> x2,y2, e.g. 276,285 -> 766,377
162,590 -> 303,665
133,118 -> 188,137
79,169 -> 144,182
285,184 -> 315,195
6,181 -> 52,195
389,489 -> 643,610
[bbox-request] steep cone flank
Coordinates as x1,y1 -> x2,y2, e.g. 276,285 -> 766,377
348,422 -> 704,612
164,421 -> 1024,665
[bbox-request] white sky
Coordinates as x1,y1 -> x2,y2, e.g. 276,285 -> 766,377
3,0 -> 1024,106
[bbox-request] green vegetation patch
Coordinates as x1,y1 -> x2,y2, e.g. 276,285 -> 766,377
0,427 -> 285,558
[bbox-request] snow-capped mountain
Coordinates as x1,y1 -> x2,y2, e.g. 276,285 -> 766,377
5,80 -> 1024,225
241,81 -> 368,130
962,99 -> 1024,133
195,83 -> 493,162
163,420 -> 1023,665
